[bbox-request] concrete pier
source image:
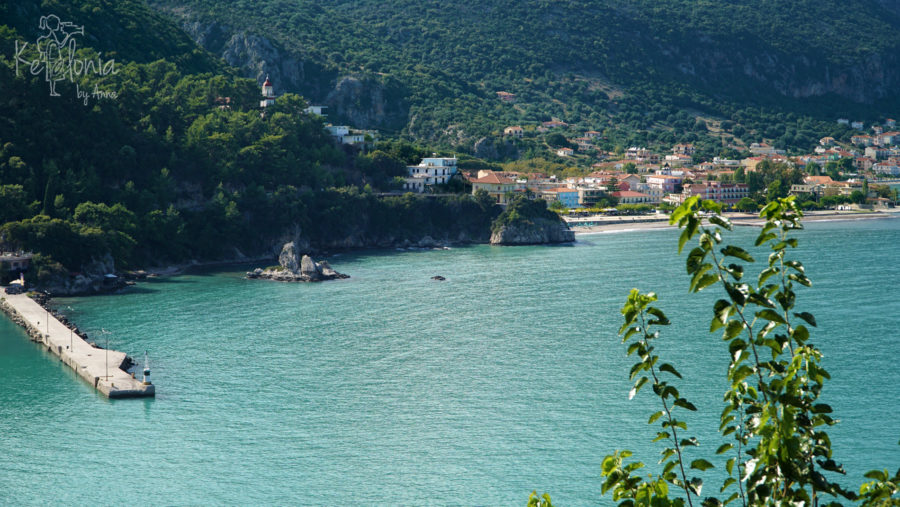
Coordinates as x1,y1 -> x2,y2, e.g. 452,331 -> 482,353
0,292 -> 154,398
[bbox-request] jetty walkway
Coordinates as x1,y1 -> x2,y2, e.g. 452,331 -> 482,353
0,292 -> 154,398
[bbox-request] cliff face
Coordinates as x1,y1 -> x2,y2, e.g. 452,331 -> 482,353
661,42 -> 900,104
172,17 -> 408,130
490,218 -> 575,246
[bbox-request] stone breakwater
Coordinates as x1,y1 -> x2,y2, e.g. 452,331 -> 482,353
0,293 -> 154,398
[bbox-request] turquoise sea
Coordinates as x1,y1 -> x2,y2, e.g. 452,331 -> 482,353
1,219 -> 898,505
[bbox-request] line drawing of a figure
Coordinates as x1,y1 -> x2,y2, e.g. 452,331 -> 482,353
36,14 -> 84,96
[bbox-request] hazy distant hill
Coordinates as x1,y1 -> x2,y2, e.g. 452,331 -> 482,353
150,0 -> 900,150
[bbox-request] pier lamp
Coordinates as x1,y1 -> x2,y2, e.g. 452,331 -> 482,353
67,306 -> 74,353
100,328 -> 110,380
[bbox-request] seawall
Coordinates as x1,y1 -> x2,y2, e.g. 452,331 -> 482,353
0,292 -> 154,398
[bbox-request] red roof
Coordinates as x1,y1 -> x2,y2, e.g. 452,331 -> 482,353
263,76 -> 272,87
472,173 -> 516,185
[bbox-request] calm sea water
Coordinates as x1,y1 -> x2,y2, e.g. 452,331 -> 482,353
1,219 -> 898,505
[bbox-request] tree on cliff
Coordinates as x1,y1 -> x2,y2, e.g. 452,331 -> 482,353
490,195 -> 559,233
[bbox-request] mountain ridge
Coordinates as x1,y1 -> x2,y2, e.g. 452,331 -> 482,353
148,0 -> 900,150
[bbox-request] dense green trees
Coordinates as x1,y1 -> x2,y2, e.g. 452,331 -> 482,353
0,8 -> 501,278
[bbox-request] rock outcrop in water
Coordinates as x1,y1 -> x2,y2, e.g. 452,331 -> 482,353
489,218 -> 575,245
247,241 -> 348,282
488,196 -> 575,246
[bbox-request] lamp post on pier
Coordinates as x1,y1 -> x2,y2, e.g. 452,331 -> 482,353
67,306 -> 74,353
100,328 -> 110,380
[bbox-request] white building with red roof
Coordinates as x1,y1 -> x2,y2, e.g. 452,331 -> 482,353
471,171 -> 517,204
611,190 -> 653,204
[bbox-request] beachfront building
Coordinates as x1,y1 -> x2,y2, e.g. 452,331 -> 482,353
679,182 -> 750,205
471,171 -> 517,204
577,187 -> 607,207
644,173 -> 683,201
611,190 -> 653,204
541,187 -> 579,208
404,156 -> 459,193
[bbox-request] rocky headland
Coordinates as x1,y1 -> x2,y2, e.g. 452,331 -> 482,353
490,217 -> 575,245
488,197 -> 575,246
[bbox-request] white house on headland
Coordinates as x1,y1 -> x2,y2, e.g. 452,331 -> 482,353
403,156 -> 458,192
305,105 -> 327,116
325,125 -> 367,145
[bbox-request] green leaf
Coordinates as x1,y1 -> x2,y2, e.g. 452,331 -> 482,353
680,437 -> 699,447
724,283 -> 746,306
724,319 -> 744,341
720,477 -> 736,493
647,307 -> 670,326
674,398 -> 697,411
686,247 -> 706,275
864,469 -> 888,481
756,309 -> 786,325
755,232 -> 777,247
794,311 -> 817,327
792,325 -> 810,343
811,403 -> 833,414
709,215 -> 731,230
652,431 -> 670,442
721,245 -> 754,262
662,460 -> 677,476
691,459 -> 715,471
726,457 -> 735,475
648,411 -> 664,424
660,448 -> 676,463
716,443 -> 734,455
678,228 -> 691,254
758,266 -> 779,285
747,293 -> 775,308
659,363 -> 683,379
629,376 -> 649,399
694,273 -> 719,292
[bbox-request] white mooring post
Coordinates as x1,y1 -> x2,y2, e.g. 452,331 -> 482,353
142,351 -> 152,386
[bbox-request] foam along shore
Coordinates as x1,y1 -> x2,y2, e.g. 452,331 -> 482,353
566,209 -> 899,234
0,292 -> 154,398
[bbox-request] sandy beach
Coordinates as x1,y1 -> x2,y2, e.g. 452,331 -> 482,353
566,209 -> 900,234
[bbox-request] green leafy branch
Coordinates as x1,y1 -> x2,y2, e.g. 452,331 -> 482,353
601,289 -> 706,505
592,196 -> 900,507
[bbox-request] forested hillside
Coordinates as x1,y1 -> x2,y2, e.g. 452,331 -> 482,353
0,0 -> 495,289
150,0 -> 900,153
